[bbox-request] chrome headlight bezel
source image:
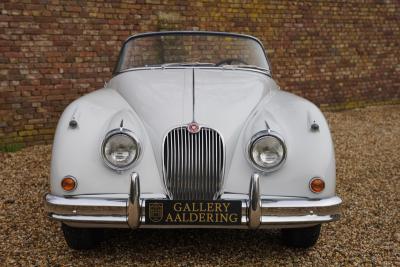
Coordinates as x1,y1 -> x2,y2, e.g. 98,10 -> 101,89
247,130 -> 287,173
101,128 -> 141,171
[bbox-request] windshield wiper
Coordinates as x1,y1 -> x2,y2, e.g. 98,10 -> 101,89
221,64 -> 270,73
161,62 -> 216,67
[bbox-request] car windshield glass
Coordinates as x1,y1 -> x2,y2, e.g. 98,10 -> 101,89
115,32 -> 269,73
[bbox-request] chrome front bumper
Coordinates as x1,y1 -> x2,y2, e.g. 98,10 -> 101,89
44,173 -> 342,229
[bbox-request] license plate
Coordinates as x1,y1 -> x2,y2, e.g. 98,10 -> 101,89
145,200 -> 242,225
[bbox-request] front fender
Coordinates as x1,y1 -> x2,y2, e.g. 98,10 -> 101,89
225,90 -> 336,199
50,88 -> 164,196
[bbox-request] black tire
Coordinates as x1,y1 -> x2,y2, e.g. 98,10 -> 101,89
281,224 -> 321,248
61,223 -> 104,250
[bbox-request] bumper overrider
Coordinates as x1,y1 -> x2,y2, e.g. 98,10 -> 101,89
44,173 -> 342,229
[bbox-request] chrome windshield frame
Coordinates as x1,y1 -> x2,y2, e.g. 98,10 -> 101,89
112,31 -> 272,76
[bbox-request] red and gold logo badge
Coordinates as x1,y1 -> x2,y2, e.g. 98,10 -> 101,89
187,122 -> 200,133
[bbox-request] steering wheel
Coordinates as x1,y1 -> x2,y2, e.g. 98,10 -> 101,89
216,58 -> 249,66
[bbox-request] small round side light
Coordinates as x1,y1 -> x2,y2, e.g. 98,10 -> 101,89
309,177 -> 325,193
61,176 -> 77,192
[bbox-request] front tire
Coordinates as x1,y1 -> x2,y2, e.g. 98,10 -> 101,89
61,223 -> 103,250
281,224 -> 321,248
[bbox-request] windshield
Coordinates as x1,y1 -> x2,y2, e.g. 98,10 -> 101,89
114,32 -> 270,74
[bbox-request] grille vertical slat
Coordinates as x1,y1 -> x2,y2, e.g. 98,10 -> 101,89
210,130 -> 214,198
212,130 -> 216,195
163,126 -> 224,200
184,129 -> 187,197
205,129 -> 208,200
172,129 -> 177,195
199,129 -> 203,200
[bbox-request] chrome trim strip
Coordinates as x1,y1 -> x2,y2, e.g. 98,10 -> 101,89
248,174 -> 261,229
44,194 -> 126,216
123,31 -> 266,48
260,214 -> 340,228
127,172 -> 140,229
114,66 -> 271,78
52,214 -> 127,224
192,68 -> 196,122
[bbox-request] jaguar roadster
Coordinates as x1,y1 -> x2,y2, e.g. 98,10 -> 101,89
44,31 -> 342,250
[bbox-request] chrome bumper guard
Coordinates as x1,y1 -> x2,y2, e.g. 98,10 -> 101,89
44,173 -> 342,229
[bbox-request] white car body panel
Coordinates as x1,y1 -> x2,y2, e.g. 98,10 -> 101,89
51,68 -> 335,199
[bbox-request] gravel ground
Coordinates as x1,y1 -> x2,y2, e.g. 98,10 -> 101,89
1,105 -> 399,266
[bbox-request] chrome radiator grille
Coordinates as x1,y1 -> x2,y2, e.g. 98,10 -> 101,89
163,126 -> 224,200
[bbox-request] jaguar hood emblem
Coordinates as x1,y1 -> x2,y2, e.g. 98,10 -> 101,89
187,122 -> 200,133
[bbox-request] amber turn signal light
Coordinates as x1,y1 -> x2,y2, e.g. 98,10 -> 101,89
309,177 -> 325,193
61,176 -> 77,192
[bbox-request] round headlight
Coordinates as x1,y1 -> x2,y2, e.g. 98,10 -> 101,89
249,132 -> 286,171
102,131 -> 140,170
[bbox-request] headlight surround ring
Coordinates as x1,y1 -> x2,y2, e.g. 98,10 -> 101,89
247,130 -> 287,173
101,128 -> 141,171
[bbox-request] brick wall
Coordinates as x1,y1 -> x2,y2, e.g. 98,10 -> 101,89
0,0 -> 399,146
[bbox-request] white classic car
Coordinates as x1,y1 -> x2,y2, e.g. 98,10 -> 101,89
45,31 -> 342,250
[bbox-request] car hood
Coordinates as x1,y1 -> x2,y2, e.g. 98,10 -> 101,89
109,68 -> 276,169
